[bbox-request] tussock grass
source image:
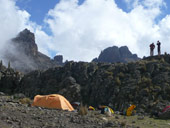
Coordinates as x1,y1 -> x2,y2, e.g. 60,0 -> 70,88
78,104 -> 88,116
19,98 -> 32,105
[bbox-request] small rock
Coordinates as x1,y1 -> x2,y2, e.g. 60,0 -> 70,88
115,116 -> 119,119
0,92 -> 5,96
132,120 -> 136,123
101,117 -> 108,123
105,111 -> 112,117
137,116 -> 144,120
105,121 -> 115,127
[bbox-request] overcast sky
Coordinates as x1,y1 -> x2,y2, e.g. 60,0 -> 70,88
1,0 -> 170,62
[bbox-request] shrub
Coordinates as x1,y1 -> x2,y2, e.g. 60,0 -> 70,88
105,71 -> 113,76
115,77 -> 121,85
8,61 -> 11,68
160,57 -> 165,63
0,60 -> 2,66
141,76 -> 151,84
19,98 -> 32,105
118,72 -> 124,78
104,71 -> 113,79
140,64 -> 147,72
78,104 -> 88,116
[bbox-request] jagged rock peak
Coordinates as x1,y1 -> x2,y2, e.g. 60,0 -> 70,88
119,46 -> 132,57
92,45 -> 140,63
13,29 -> 35,43
12,28 -> 38,56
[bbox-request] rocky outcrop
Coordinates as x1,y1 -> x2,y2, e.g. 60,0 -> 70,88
11,55 -> 170,114
3,29 -> 64,73
53,55 -> 63,65
0,61 -> 22,94
58,77 -> 81,102
92,46 -> 140,63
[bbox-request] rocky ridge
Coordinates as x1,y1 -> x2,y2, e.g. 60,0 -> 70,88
92,46 -> 140,63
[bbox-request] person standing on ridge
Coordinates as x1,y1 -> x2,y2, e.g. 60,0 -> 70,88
157,40 -> 161,56
150,43 -> 155,56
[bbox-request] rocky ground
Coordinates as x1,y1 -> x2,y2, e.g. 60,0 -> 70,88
0,93 -> 170,128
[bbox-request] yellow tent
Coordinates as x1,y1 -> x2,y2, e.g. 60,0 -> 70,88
126,105 -> 136,116
99,105 -> 114,114
88,106 -> 95,110
32,94 -> 74,111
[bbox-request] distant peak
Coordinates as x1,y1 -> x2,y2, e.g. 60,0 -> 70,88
120,46 -> 128,49
92,45 -> 140,63
22,28 -> 31,33
13,28 -> 35,43
18,28 -> 34,37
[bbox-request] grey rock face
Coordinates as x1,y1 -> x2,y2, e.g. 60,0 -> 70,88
12,29 -> 38,57
54,55 -> 63,64
58,77 -> 81,102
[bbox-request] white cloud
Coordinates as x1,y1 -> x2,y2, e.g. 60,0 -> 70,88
1,0 -> 170,63
44,0 -> 168,61
34,27 -> 53,56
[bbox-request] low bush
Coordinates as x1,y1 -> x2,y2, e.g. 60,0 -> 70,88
19,98 -> 32,105
78,104 -> 88,116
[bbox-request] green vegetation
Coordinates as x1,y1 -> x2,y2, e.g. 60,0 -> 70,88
107,114 -> 170,128
141,76 -> 152,84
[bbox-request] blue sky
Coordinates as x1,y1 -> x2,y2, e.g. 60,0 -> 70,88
16,0 -> 60,25
16,0 -> 124,26
1,0 -> 170,62
16,0 -> 86,25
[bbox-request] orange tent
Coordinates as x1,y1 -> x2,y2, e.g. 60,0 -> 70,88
32,94 -> 74,111
126,105 -> 136,116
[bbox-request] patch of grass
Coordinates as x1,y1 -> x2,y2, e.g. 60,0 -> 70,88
107,114 -> 170,128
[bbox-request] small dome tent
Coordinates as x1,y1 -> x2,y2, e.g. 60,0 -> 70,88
32,94 -> 74,111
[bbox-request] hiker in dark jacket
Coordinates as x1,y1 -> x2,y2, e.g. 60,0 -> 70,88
150,43 -> 155,56
157,40 -> 161,56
